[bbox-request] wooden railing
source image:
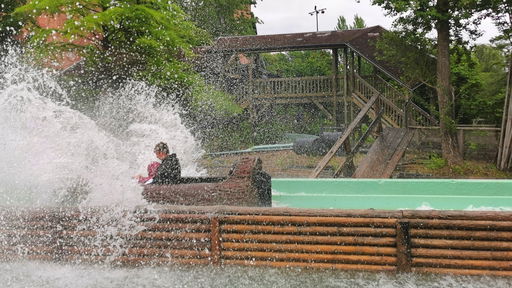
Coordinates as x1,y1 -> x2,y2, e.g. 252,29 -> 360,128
363,75 -> 407,107
353,75 -> 403,127
236,73 -> 437,128
245,76 -> 344,103
405,101 -> 439,127
354,75 -> 438,127
364,75 -> 438,127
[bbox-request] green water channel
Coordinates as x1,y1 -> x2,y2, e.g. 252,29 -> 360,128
271,178 -> 512,210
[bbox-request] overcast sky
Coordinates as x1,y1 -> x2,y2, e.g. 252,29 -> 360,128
252,0 -> 499,44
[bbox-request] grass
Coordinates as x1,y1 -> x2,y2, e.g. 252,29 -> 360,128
401,152 -> 512,179
421,160 -> 512,179
201,150 -> 512,179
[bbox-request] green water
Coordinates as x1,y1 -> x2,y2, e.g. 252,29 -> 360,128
272,178 -> 512,210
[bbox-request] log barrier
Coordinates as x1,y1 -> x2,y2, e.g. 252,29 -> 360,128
1,205 -> 512,276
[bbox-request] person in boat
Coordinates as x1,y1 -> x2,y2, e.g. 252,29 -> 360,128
151,141 -> 181,185
133,161 -> 160,185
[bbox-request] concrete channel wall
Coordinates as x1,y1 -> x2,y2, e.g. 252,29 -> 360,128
1,205 -> 512,276
272,178 -> 512,210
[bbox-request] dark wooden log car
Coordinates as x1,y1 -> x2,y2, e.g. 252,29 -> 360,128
142,157 -> 271,207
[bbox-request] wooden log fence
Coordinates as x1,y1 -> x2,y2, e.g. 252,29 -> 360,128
1,206 -> 512,276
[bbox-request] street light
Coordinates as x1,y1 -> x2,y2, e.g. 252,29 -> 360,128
308,5 -> 326,32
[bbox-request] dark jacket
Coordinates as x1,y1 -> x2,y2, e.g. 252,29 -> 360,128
152,153 -> 181,185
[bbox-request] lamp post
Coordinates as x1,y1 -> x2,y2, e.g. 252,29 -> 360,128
308,5 -> 326,32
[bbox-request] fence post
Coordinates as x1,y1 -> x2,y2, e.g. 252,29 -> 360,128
210,216 -> 222,266
457,128 -> 465,158
396,220 -> 412,272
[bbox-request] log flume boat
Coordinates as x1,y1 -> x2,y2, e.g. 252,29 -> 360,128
142,156 -> 271,207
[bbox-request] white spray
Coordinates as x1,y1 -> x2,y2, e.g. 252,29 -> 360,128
0,47 -> 205,207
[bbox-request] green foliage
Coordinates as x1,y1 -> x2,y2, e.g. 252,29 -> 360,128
371,0 -> 497,164
352,14 -> 366,29
485,1 -> 512,51
359,124 -> 376,145
451,44 -> 483,123
173,0 -> 258,37
261,50 -> 332,77
377,33 -> 507,126
467,141 -> 478,151
253,104 -> 327,145
371,0 -> 487,42
449,161 -> 511,178
335,16 -> 348,31
14,0 -> 210,89
187,76 -> 242,117
0,0 -> 26,48
202,118 -> 253,151
424,153 -> 447,170
375,30 -> 436,87
201,103 -> 331,152
455,44 -> 507,124
335,14 -> 366,31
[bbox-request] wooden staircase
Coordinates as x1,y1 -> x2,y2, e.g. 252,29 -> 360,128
309,75 -> 427,179
352,128 -> 415,178
309,92 -> 382,178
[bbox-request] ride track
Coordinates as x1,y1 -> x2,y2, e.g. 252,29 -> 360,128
2,157 -> 512,276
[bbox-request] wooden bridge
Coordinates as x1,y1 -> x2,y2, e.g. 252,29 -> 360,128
203,27 -> 439,178
204,26 -> 437,128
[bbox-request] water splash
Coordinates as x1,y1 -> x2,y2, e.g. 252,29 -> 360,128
0,46 -> 205,207
1,262 -> 510,288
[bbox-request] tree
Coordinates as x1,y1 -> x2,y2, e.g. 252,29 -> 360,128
371,0 -> 492,165
352,14 -> 366,29
487,1 -> 512,170
335,14 -> 366,31
13,0 -> 210,90
173,0 -> 258,37
261,50 -> 332,77
0,0 -> 26,50
335,16 -> 349,31
375,30 -> 436,87
456,44 -> 507,125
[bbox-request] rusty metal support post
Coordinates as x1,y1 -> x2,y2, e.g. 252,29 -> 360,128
396,220 -> 412,272
210,216 -> 222,265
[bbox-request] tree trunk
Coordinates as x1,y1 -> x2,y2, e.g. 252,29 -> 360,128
497,59 -> 512,170
435,0 -> 463,166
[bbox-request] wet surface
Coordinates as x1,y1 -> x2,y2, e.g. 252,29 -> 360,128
2,261 -> 511,288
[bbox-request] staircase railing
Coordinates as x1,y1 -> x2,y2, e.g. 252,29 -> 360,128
353,74 -> 403,127
354,74 -> 438,127
363,74 -> 407,107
